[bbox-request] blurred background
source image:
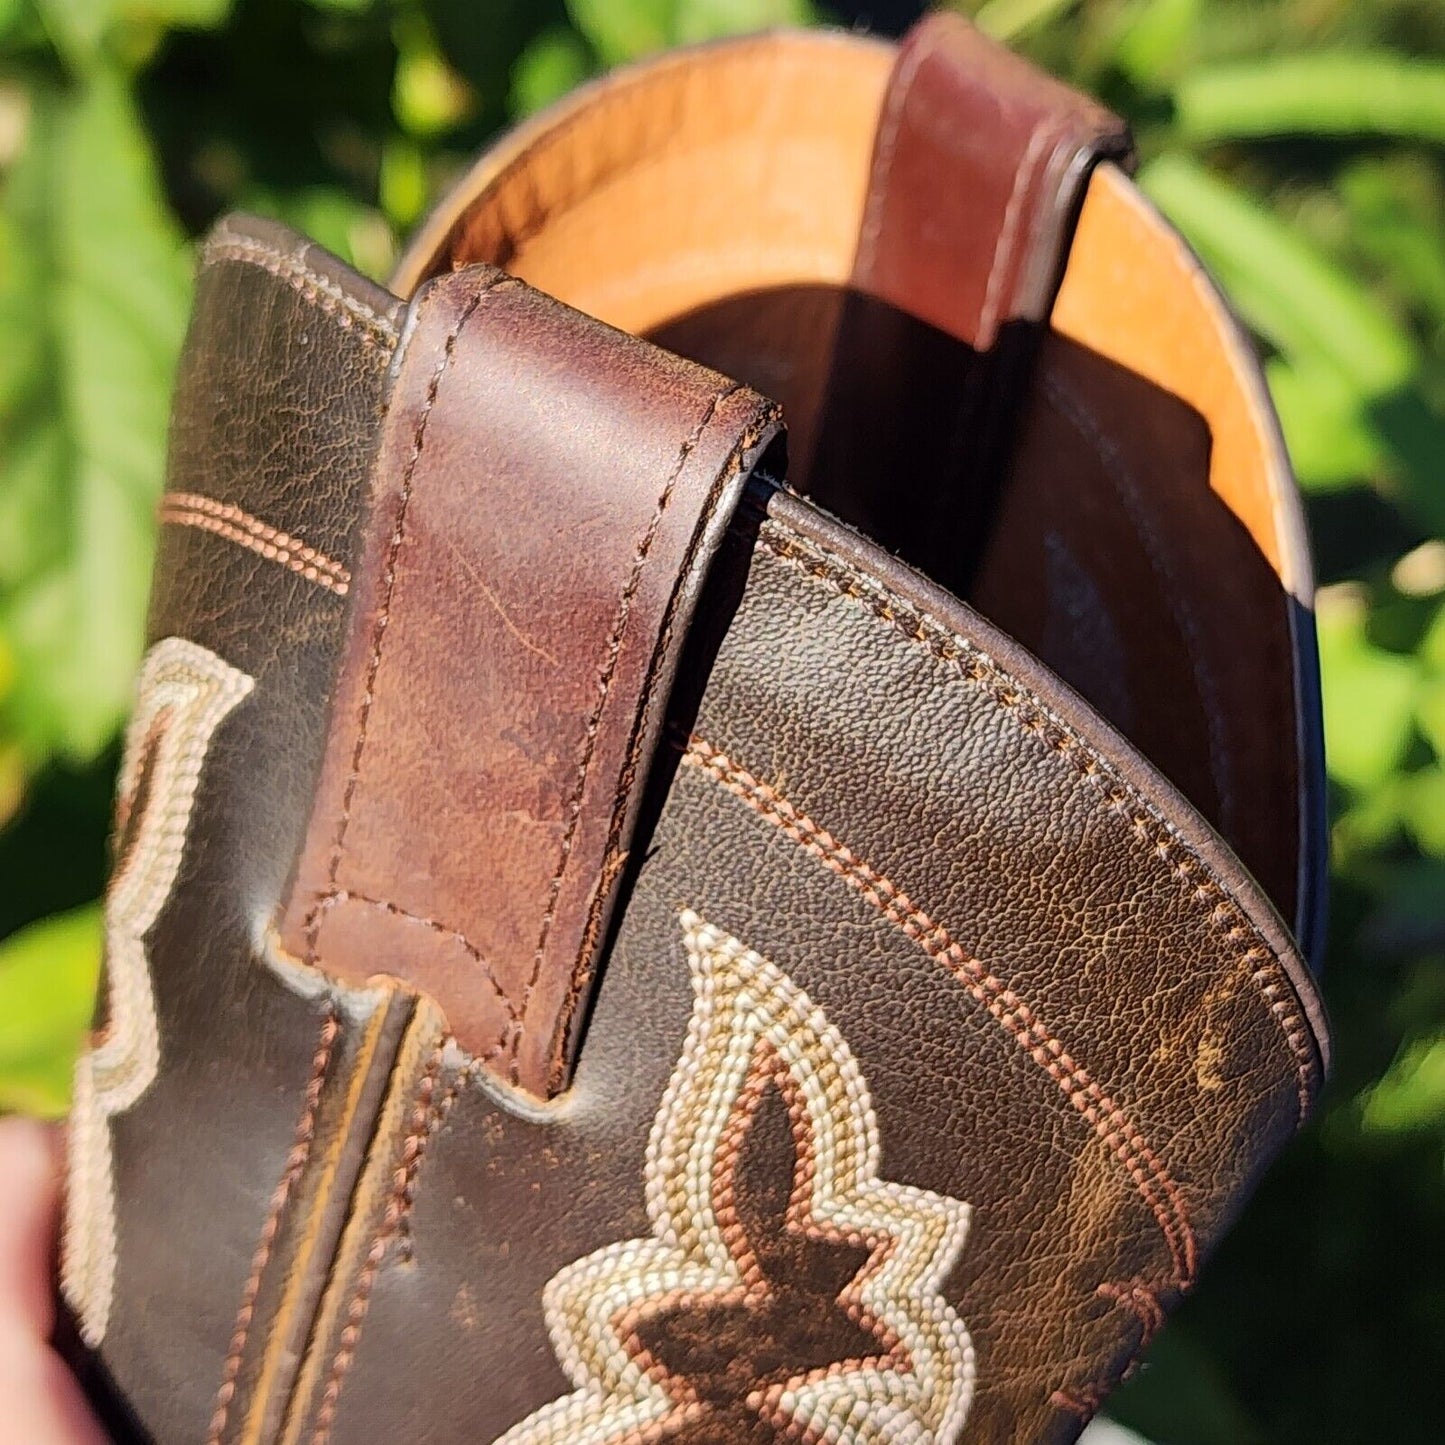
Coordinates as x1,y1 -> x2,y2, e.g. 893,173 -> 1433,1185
1,0 -> 1443,1439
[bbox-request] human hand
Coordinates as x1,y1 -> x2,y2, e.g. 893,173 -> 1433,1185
0,1116 -> 108,1444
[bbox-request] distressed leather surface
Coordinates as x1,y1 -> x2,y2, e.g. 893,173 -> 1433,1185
282,491 -> 1325,1445
63,17 -> 1330,1445
278,267 -> 781,1096
61,217 -> 407,1443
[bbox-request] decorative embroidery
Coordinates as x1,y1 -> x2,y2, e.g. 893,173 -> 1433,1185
497,912 -> 974,1445
63,637 -> 254,1346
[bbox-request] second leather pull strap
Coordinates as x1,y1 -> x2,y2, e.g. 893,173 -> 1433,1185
280,265 -> 782,1098
854,11 -> 1134,347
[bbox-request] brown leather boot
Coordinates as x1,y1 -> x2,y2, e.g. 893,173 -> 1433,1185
62,14 -> 1329,1444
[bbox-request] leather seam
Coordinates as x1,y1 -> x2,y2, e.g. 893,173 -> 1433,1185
514,380 -> 745,1085
205,1007 -> 340,1445
308,1044 -> 448,1445
159,493 -> 352,596
542,400 -> 779,1093
854,24 -> 941,283
683,734 -> 1198,1289
303,276 -> 518,969
202,237 -> 399,347
977,113 -> 1059,344
307,892 -> 519,1057
758,515 -> 1320,1122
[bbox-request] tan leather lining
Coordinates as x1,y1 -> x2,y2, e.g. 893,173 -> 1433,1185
394,32 -> 894,336
1054,164 -> 1311,602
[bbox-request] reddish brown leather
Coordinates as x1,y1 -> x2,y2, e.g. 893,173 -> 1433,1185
278,266 -> 781,1097
853,11 -> 1134,347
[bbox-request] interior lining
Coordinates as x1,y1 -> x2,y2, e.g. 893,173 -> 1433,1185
394,30 -> 1310,929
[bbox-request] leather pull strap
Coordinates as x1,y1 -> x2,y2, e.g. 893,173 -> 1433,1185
854,11 -> 1134,348
280,266 -> 782,1098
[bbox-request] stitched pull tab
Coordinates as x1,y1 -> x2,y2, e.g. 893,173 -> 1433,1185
853,10 -> 1134,349
280,266 -> 782,1098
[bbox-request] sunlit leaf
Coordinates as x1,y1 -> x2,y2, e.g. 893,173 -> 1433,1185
1339,158 -> 1445,329
1317,587 -> 1420,792
510,26 -> 595,118
565,0 -> 811,65
1177,53 -> 1445,146
1109,0 -> 1201,88
0,903 -> 100,1117
975,0 -> 1077,44
565,0 -> 671,64
1403,765 -> 1445,856
1266,356 -> 1384,492
1361,1030 -> 1445,1135
0,67 -> 189,766
1141,154 -> 1417,399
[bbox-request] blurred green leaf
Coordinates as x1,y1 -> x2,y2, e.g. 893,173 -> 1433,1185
1141,154 -> 1417,398
0,902 -> 100,1117
1317,587 -> 1420,791
565,0 -> 670,64
975,0 -> 1078,44
566,0 -> 810,65
1339,158 -> 1445,329
1361,1029 -> 1445,1134
1108,1325 -> 1264,1445
510,25 -> 594,117
33,0 -> 114,68
0,66 -> 189,766
1403,764 -> 1445,855
1177,53 -> 1445,146
1266,355 -> 1385,492
1109,0 -> 1202,88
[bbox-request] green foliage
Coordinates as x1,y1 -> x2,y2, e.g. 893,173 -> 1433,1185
0,903 -> 101,1116
0,0 -> 1442,1439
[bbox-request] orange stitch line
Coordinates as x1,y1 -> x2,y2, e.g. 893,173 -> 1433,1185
160,494 -> 351,596
1098,1279 -> 1167,1342
683,736 -> 1199,1289
1050,1385 -> 1104,1419
515,381 -> 745,1082
205,1007 -> 339,1445
202,237 -> 398,347
757,519 -> 1320,1125
305,277 -> 518,968
395,1064 -> 468,1262
309,1046 -> 445,1445
311,889 -> 519,1023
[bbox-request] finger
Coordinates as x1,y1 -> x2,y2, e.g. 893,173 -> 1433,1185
0,1116 -> 63,1337
0,1331 -> 110,1445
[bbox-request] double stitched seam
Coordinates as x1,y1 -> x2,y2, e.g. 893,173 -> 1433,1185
514,382 -> 745,1083
202,238 -> 398,348
543,403 -> 779,1088
683,736 -> 1198,1290
759,517 -> 1320,1123
304,276 -> 519,1062
308,1046 -> 451,1445
159,493 -> 351,597
205,1008 -> 340,1445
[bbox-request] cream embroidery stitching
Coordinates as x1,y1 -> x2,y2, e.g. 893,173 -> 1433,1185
63,637 -> 254,1346
496,912 -> 974,1445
